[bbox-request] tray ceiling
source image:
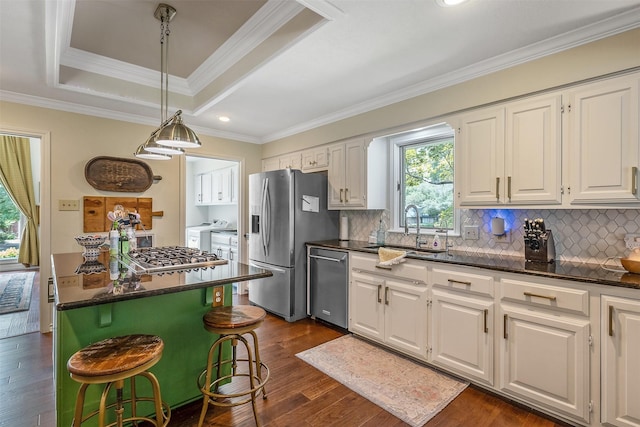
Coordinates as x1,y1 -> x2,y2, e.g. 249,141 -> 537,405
1,0 -> 639,144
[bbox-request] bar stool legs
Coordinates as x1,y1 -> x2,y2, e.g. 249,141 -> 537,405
67,334 -> 170,427
197,305 -> 270,427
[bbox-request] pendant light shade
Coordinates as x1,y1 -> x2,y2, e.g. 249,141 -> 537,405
135,3 -> 200,160
140,133 -> 185,155
134,143 -> 172,160
156,113 -> 201,148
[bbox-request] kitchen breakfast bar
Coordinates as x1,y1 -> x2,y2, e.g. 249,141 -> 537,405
52,250 -> 272,427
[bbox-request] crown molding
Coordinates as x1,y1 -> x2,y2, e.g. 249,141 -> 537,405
0,90 -> 262,145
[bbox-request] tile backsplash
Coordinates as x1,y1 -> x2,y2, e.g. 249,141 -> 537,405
341,209 -> 640,264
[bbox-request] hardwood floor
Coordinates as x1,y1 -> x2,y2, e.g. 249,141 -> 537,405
0,293 -> 573,427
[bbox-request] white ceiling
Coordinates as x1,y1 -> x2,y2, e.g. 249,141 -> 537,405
1,0 -> 640,145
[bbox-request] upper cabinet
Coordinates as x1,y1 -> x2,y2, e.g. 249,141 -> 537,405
301,146 -> 329,172
194,166 -> 237,206
566,74 -> 639,204
458,93 -> 562,206
327,137 -> 387,210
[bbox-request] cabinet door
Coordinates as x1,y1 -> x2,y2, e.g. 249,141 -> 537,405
262,157 -> 279,172
197,172 -> 213,205
568,75 -> 639,204
383,278 -> 428,358
349,271 -> 384,342
230,165 -> 238,203
301,147 -> 329,171
505,94 -> 562,204
500,306 -> 590,423
328,144 -> 346,209
343,139 -> 366,208
431,289 -> 494,385
279,153 -> 302,170
602,295 -> 640,427
458,108 -> 505,205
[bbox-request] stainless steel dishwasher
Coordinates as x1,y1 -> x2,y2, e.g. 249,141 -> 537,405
308,247 -> 348,328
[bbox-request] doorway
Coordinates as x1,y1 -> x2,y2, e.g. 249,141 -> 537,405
184,155 -> 244,292
0,132 -> 44,338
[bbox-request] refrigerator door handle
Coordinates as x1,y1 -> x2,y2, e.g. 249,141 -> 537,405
264,178 -> 272,251
260,178 -> 269,257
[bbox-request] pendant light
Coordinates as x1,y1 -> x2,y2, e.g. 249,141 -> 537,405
135,3 -> 200,159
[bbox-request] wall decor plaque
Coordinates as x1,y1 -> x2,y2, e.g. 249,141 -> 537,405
84,156 -> 158,192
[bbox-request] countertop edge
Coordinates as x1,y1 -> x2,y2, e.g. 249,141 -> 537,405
306,240 -> 640,291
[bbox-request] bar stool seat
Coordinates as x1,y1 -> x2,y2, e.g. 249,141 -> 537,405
67,334 -> 170,427
197,305 -> 270,427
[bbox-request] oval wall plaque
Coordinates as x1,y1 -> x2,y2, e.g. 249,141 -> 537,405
84,156 -> 155,193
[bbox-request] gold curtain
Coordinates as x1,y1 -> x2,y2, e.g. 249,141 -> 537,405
0,135 -> 39,266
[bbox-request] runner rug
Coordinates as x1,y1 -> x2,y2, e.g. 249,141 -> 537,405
296,334 -> 468,427
0,271 -> 35,315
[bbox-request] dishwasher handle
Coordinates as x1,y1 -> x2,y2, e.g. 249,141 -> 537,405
309,254 -> 347,263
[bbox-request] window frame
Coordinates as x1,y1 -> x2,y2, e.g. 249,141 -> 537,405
389,123 -> 460,236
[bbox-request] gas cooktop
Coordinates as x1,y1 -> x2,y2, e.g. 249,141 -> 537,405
123,246 -> 228,274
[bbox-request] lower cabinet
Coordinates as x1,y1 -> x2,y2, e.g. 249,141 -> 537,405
601,295 -> 640,427
349,253 -> 428,359
499,277 -> 591,424
346,250 -> 640,427
430,266 -> 495,386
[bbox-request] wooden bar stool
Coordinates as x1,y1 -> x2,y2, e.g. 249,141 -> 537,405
197,305 -> 270,427
67,334 -> 170,427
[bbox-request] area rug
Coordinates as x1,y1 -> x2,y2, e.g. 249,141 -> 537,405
296,334 -> 468,427
0,271 -> 35,315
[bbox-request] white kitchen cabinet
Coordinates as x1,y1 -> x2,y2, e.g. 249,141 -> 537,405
301,146 -> 329,172
499,277 -> 591,424
458,93 -> 562,206
601,295 -> 640,427
262,157 -> 279,172
195,172 -> 213,205
349,253 -> 428,359
211,168 -> 231,204
328,137 -> 387,210
566,74 -> 639,204
278,153 -> 302,170
430,266 -> 495,386
230,164 -> 238,203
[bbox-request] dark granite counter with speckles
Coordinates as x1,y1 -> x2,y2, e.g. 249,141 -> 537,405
52,252 -> 272,311
307,240 -> 640,290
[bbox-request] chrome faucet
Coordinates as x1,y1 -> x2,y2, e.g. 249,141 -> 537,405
404,204 -> 422,249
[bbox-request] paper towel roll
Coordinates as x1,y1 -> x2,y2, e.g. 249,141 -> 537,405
491,217 -> 505,235
340,216 -> 349,241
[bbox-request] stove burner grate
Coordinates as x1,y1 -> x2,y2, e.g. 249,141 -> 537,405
123,246 -> 228,274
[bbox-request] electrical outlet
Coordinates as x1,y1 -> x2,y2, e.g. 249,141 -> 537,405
212,286 -> 224,307
58,199 -> 79,211
494,230 -> 512,243
463,225 -> 479,240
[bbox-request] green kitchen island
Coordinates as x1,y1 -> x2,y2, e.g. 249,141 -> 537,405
52,251 -> 272,427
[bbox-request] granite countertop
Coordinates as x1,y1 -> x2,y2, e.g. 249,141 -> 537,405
52,252 -> 272,311
307,240 -> 640,291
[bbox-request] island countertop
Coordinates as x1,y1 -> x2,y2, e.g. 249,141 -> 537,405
52,251 -> 273,311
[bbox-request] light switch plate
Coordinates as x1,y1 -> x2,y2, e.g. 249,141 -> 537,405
58,199 -> 79,211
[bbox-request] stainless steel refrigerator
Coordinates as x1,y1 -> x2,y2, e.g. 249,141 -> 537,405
248,169 -> 339,322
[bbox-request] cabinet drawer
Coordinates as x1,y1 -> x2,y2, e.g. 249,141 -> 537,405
500,278 -> 589,316
432,267 -> 494,297
350,253 -> 427,283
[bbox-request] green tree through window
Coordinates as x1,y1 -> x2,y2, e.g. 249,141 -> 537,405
0,183 -> 20,258
401,134 -> 454,230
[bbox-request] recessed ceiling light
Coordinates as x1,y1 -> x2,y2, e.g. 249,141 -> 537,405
436,0 -> 470,6
218,116 -> 230,123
